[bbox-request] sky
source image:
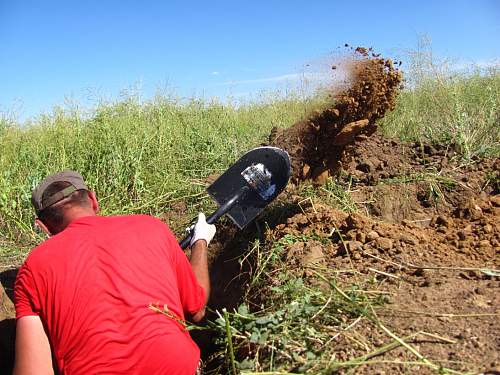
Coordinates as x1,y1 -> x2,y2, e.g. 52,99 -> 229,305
1,0 -> 499,122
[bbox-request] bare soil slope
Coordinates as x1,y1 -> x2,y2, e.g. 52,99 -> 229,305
272,144 -> 499,372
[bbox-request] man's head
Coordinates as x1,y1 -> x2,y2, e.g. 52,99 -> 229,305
32,170 -> 99,235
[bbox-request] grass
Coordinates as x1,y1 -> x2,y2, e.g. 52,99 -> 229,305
1,49 -> 498,254
207,227 -> 469,374
380,43 -> 500,158
207,233 -> 381,373
0,93 -> 325,257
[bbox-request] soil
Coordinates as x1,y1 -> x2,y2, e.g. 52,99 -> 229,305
268,165 -> 499,373
262,48 -> 499,373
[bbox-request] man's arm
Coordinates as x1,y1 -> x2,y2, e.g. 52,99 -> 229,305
187,213 -> 216,322
14,316 -> 54,375
189,240 -> 210,322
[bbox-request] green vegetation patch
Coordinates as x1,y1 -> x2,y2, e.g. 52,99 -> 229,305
380,45 -> 500,158
207,234 -> 387,374
0,94 -> 323,257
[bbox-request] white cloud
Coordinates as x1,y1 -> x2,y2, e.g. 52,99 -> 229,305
220,72 -> 331,86
211,71 -> 220,76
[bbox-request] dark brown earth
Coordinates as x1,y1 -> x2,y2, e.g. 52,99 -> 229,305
268,142 -> 500,373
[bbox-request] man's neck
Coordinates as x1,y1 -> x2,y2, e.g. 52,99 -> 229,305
65,209 -> 97,224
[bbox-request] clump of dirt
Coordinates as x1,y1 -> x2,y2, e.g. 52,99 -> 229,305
269,48 -> 402,183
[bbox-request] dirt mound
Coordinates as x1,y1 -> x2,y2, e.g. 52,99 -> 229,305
268,194 -> 499,373
338,132 -> 500,225
276,197 -> 499,270
269,48 -> 402,183
261,58 -> 499,372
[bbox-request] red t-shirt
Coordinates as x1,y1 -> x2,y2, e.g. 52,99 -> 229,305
15,215 -> 205,374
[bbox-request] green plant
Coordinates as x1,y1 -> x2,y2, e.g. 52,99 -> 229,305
209,234 -> 384,374
380,39 -> 500,158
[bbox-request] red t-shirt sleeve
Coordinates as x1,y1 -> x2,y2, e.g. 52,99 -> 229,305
14,263 -> 41,319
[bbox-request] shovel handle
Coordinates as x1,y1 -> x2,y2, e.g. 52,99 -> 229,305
178,186 -> 249,250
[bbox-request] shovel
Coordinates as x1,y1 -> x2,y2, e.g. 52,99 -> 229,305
179,146 -> 291,249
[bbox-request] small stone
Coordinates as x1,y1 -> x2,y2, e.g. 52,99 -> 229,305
313,169 -> 330,185
435,215 -> 452,227
301,244 -> 325,266
483,224 -> 493,234
356,232 -> 367,243
346,240 -> 363,252
400,234 -> 418,245
479,240 -> 491,248
366,231 -> 380,241
375,237 -> 393,251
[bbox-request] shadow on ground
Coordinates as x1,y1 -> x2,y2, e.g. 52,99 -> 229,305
1,268 -> 18,374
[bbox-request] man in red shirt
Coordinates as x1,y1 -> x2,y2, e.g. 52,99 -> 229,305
14,170 -> 215,374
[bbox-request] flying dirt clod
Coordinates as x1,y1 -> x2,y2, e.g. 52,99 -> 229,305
268,48 -> 403,184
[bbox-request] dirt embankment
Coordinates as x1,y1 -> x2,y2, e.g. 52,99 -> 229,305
263,48 -> 499,373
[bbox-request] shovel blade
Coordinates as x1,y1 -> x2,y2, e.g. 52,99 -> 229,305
207,146 -> 291,229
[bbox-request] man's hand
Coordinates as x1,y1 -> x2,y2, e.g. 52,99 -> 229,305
189,213 -> 216,247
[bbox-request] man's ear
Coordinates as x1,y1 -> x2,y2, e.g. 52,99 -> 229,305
88,191 -> 100,214
35,218 -> 52,236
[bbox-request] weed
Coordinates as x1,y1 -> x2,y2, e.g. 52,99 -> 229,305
209,234 -> 384,373
0,93 -> 322,254
296,177 -> 358,213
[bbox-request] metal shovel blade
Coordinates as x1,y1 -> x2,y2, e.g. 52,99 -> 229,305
207,146 -> 291,229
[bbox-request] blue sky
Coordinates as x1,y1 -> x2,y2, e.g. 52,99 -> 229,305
1,1 -> 499,122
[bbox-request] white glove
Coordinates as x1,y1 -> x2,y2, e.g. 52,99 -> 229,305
189,213 -> 216,247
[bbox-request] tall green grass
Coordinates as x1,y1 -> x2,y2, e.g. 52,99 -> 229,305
380,49 -> 499,157
0,94 -> 323,254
